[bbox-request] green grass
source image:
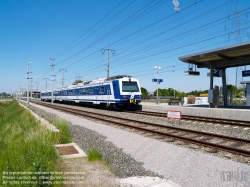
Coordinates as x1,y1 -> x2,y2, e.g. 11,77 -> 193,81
0,101 -> 63,187
53,119 -> 72,144
87,148 -> 102,161
27,104 -> 72,145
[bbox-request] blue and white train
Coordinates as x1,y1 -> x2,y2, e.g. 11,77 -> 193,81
40,75 -> 142,110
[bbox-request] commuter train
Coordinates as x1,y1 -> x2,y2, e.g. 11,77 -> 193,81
40,75 -> 142,110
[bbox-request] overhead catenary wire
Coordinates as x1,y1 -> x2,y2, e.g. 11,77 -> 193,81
34,0 -> 250,91
53,0 -> 125,59
36,0 -> 217,80
61,25 -> 250,84
56,0 -> 236,74
35,0 -> 126,81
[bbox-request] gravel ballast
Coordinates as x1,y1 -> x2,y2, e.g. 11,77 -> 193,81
28,102 -> 250,187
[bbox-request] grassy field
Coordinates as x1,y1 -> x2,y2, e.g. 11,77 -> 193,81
0,100 -> 64,186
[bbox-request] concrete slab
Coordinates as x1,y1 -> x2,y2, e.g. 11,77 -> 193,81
54,143 -> 87,159
119,176 -> 181,187
140,102 -> 250,121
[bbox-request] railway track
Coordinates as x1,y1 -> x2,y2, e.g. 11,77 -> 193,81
125,110 -> 250,128
25,100 -> 250,158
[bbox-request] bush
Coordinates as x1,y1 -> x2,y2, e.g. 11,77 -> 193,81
87,148 -> 102,161
187,95 -> 196,104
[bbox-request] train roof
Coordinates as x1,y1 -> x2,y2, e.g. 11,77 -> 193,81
41,75 -> 135,92
105,75 -> 131,81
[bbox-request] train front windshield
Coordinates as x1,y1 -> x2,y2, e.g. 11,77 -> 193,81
122,81 -> 139,92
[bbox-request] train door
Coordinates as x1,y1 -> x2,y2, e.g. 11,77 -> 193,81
112,80 -> 120,99
99,84 -> 111,106
106,85 -> 111,106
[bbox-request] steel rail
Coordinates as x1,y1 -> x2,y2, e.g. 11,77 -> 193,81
28,100 -> 250,143
127,111 -> 250,127
25,100 -> 250,157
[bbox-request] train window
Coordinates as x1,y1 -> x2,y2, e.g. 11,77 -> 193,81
86,88 -> 89,95
107,86 -> 111,95
94,87 -> 98,95
82,89 -> 85,95
89,88 -> 93,95
113,84 -> 116,90
64,91 -> 67,95
79,89 -> 83,95
100,87 -> 104,94
122,81 -> 139,92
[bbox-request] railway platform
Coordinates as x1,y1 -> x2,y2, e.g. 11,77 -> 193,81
140,102 -> 250,121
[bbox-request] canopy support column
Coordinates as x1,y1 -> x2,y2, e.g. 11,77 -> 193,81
221,68 -> 228,107
209,63 -> 214,108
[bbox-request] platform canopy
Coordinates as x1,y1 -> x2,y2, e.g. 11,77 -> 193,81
178,42 -> 250,69
178,42 -> 250,108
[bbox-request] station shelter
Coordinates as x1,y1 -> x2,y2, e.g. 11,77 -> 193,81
32,90 -> 41,98
178,42 -> 250,107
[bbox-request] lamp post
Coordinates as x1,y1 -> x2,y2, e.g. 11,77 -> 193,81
154,66 -> 161,104
27,62 -> 33,107
21,85 -> 26,99
30,78 -> 33,100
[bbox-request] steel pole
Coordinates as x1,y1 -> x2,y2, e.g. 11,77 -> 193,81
27,64 -> 29,107
157,69 -> 158,104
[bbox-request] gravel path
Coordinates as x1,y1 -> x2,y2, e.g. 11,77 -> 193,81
28,102 -> 250,187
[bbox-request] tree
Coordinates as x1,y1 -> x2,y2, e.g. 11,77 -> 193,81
141,87 -> 148,99
166,88 -> 175,96
153,89 -> 163,96
176,92 -> 185,98
161,89 -> 169,96
226,84 -> 238,95
185,89 -> 208,96
0,92 -> 11,98
0,92 -> 6,97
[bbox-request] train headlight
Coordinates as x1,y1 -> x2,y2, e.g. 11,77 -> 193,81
138,95 -> 141,99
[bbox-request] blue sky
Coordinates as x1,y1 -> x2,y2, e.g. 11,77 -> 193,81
1,0 -> 250,94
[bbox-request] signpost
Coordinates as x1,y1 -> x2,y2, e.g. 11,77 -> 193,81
242,70 -> 250,77
154,66 -> 161,104
152,78 -> 163,104
166,110 -> 182,120
152,79 -> 163,83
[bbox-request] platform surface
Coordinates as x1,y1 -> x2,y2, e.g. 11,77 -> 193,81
140,102 -> 250,121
